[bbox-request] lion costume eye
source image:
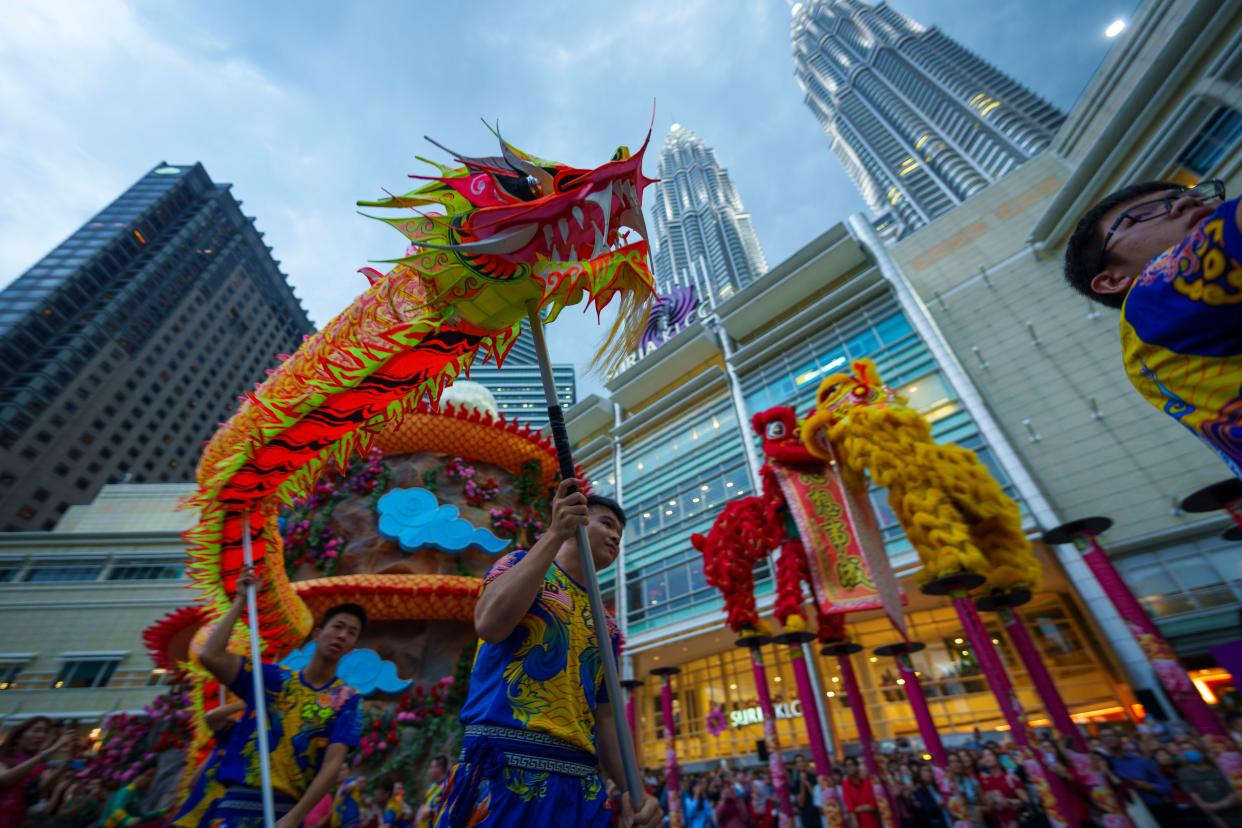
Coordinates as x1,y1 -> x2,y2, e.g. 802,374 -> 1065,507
766,422 -> 787,440
819,382 -> 843,404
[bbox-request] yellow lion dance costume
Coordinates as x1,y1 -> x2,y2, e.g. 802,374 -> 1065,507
800,359 -> 1039,596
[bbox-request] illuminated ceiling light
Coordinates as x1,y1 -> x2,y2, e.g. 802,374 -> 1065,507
980,101 -> 1001,117
953,638 -> 963,644
826,691 -> 836,698
668,500 -> 677,505
701,484 -> 709,491
691,497 -> 700,503
961,650 -> 970,656
642,512 -> 652,519
730,683 -> 738,690
712,416 -> 720,429
991,638 -> 1000,645
969,93 -> 985,106
831,676 -> 840,683
726,481 -> 734,488
896,678 -> 906,685
869,656 -> 878,663
1105,18 -> 1126,38
908,386 -> 918,393
922,753 -> 932,761
665,510 -> 673,516
774,676 -> 782,682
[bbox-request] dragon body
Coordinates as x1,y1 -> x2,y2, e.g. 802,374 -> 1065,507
186,129 -> 656,654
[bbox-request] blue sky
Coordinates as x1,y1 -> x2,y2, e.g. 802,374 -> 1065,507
0,0 -> 1134,399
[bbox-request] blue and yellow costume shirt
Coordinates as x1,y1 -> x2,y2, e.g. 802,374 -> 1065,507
459,550 -> 621,756
214,657 -> 362,801
1121,196 -> 1242,478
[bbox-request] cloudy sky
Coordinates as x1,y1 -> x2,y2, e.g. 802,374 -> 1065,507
0,0 -> 1135,399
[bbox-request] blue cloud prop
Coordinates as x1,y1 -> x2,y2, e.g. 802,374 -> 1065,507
376,487 -> 511,555
279,643 -> 410,697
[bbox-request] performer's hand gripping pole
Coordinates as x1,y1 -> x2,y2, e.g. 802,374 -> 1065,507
525,304 -> 644,811
241,511 -> 277,828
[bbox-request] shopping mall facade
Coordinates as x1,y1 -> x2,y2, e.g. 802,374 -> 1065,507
567,0 -> 1242,771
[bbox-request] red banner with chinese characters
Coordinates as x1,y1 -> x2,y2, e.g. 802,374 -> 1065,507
771,461 -> 906,635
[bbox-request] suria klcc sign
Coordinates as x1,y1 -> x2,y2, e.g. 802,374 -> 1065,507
729,700 -> 803,727
610,285 -> 705,377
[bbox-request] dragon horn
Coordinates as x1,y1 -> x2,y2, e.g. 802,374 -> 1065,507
490,120 -> 555,195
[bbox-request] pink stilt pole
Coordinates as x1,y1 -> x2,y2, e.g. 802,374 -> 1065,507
621,678 -> 644,748
777,633 -> 833,776
824,643 -> 882,776
977,592 -> 1084,752
1046,516 -> 1242,793
742,639 -> 795,828
875,641 -> 967,828
825,640 -> 897,828
928,574 -> 1070,828
652,667 -> 683,828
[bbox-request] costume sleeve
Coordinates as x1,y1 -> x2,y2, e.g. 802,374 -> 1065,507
481,550 -> 527,588
226,656 -> 286,705
330,693 -> 363,748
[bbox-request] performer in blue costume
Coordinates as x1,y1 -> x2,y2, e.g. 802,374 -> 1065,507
1064,179 -> 1242,477
177,567 -> 366,827
436,478 -> 660,828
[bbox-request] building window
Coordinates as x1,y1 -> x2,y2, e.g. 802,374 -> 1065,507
1178,106 -> 1242,177
0,658 -> 30,690
52,656 -> 122,689
24,561 -> 104,582
107,559 -> 185,581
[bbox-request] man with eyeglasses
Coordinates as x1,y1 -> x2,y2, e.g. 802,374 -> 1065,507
1063,179 -> 1241,477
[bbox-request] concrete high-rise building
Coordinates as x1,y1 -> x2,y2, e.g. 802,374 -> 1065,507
790,0 -> 1065,239
0,163 -> 313,532
649,124 -> 767,301
469,320 -> 576,428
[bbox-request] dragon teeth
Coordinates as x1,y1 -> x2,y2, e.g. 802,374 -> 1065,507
558,218 -> 570,244
543,225 -> 554,250
572,206 -> 585,228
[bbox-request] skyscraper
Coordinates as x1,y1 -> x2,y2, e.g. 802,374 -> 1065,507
791,0 -> 1065,239
0,162 -> 313,531
649,124 -> 768,300
469,320 -> 576,428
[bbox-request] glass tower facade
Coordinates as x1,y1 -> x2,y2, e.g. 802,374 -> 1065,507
790,0 -> 1064,238
650,125 -> 768,300
469,320 -> 576,429
0,163 -> 313,531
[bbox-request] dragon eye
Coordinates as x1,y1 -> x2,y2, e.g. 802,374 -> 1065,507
495,173 -> 543,202
765,422 -> 786,440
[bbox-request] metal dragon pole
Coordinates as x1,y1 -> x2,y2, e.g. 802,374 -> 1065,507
240,511 -> 276,828
525,305 -> 644,810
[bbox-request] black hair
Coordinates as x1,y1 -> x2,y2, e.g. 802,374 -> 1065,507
377,777 -> 396,795
1,716 -> 54,757
586,493 -> 626,528
431,754 -> 450,770
319,603 -> 367,634
1063,180 -> 1181,309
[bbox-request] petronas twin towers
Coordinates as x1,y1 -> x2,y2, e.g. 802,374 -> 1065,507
649,0 -> 1064,274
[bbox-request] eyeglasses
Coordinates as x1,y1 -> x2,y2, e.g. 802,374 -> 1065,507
1098,179 -> 1225,265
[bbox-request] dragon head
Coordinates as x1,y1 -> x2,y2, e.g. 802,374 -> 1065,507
752,406 -> 816,466
802,359 -> 904,460
359,124 -> 658,372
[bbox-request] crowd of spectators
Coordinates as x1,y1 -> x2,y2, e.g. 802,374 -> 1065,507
610,714 -> 1242,828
